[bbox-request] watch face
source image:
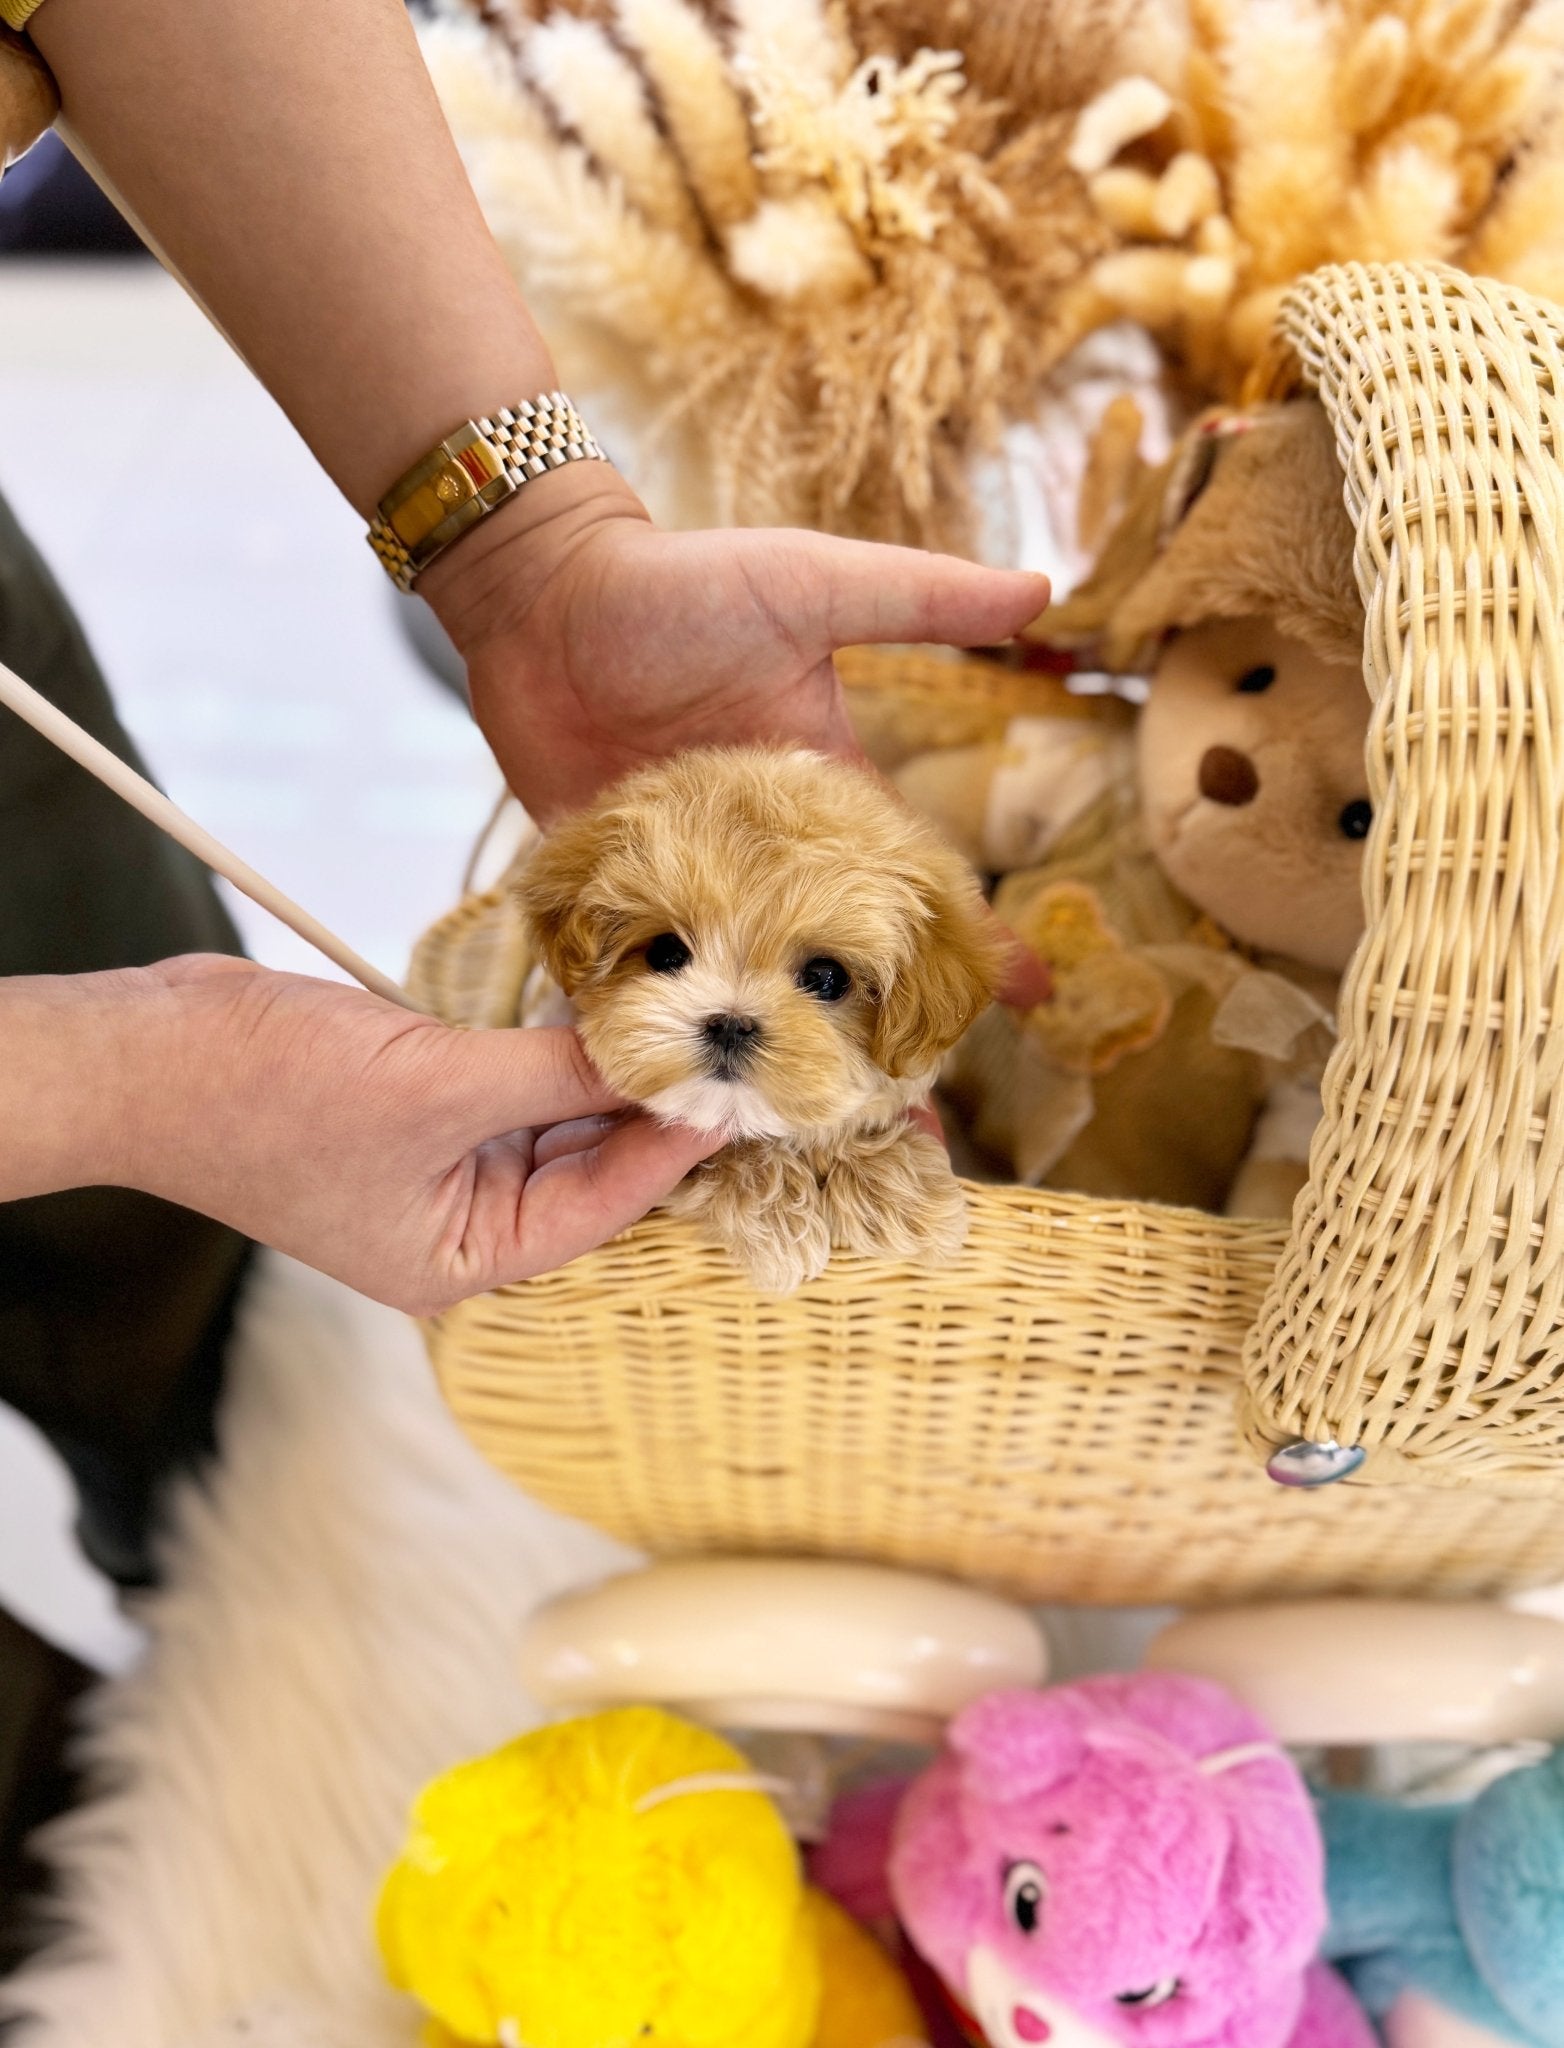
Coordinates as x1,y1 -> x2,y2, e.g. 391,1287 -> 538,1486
370,401 -> 603,587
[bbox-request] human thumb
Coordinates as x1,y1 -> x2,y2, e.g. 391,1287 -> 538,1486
788,531 -> 1050,652
441,1024 -> 626,1144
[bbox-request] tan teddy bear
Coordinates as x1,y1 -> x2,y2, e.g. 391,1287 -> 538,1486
898,401 -> 1370,1218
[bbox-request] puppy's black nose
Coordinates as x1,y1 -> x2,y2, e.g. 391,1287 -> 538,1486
704,1014 -> 760,1062
1197,744 -> 1259,806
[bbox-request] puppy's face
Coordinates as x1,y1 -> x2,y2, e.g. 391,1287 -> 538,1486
519,749 -> 1003,1140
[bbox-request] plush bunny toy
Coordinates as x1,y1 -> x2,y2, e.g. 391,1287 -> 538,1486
886,1674 -> 1375,2048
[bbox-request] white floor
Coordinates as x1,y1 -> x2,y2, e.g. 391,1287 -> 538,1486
0,257 -> 504,1669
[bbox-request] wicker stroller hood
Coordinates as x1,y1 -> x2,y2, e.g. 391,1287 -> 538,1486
1240,263 -> 1564,1486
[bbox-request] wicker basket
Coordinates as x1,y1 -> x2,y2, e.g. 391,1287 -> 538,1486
410,262 -> 1564,1607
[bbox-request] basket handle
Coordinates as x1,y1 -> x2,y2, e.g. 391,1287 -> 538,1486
1241,262 -> 1564,1486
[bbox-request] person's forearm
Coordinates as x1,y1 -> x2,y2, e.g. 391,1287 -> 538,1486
23,0 -> 1057,873
29,0 -> 575,521
0,970 -> 160,1200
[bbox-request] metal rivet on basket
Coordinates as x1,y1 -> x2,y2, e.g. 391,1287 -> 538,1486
1266,1439 -> 1366,1488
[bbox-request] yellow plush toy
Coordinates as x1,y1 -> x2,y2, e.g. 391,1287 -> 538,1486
376,1705 -> 926,2048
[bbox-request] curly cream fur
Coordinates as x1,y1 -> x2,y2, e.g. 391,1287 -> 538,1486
667,1121 -> 967,1292
819,1121 -> 968,1266
665,1142 -> 836,1292
517,748 -> 1004,1294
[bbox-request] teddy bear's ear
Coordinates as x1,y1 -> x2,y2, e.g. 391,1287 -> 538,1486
1042,409 -> 1254,672
1038,445 -> 1176,666
1043,403 -> 1366,676
1155,413 -> 1254,539
945,1690 -> 1085,1803
1117,402 -> 1363,670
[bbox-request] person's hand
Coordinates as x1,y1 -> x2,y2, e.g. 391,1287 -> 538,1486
81,956 -> 721,1316
422,468 -> 1049,816
420,469 -> 1053,1008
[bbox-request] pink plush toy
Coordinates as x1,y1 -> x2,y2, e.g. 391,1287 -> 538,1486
886,1674 -> 1375,2048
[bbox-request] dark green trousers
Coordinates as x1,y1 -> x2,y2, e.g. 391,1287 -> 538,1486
0,488 -> 253,1963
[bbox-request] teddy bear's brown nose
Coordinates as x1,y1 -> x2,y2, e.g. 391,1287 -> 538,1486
1197,745 -> 1259,806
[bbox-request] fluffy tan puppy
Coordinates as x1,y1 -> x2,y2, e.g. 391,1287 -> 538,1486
518,747 -> 1005,1293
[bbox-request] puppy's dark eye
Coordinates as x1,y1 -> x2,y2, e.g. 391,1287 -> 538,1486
1236,664 -> 1276,693
1338,798 -> 1373,840
645,933 -> 691,973
797,957 -> 851,1002
1116,1980 -> 1179,2010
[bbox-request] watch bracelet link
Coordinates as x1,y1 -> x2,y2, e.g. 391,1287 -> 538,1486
367,392 -> 608,592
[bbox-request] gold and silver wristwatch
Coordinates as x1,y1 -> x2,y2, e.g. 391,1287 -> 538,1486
367,392 -> 608,591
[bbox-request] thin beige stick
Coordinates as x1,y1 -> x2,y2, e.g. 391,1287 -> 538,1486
17,138 -> 427,1011
0,656 -> 426,1013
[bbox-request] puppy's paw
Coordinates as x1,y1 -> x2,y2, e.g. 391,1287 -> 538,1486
911,1148 -> 971,1267
667,1143 -> 832,1295
823,1125 -> 970,1269
735,1210 -> 834,1296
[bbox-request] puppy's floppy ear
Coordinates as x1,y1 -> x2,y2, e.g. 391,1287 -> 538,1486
514,808 -> 623,995
871,862 -> 1006,1080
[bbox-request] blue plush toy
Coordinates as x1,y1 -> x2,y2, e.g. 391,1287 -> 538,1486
1321,1748 -> 1564,2047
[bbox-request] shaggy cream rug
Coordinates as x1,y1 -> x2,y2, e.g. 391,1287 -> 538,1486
1,1252 -> 629,2048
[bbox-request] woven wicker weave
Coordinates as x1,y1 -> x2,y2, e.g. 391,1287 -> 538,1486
410,263 -> 1564,1605
1240,264 -> 1564,1484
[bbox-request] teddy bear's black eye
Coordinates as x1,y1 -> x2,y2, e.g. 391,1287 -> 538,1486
645,933 -> 691,973
1116,1980 -> 1180,2010
1236,664 -> 1276,693
1002,1860 -> 1046,1935
1338,799 -> 1373,840
797,957 -> 851,1002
